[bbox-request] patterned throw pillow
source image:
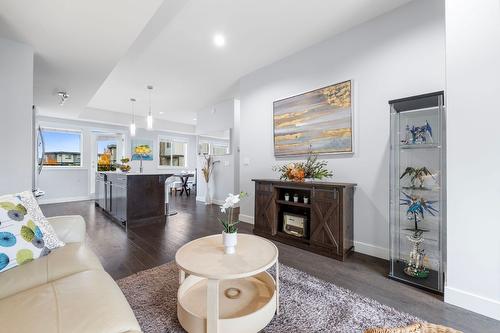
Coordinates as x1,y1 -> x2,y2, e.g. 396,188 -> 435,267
0,194 -> 51,272
18,191 -> 65,250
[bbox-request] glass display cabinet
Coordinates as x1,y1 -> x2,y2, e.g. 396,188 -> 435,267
389,91 -> 446,293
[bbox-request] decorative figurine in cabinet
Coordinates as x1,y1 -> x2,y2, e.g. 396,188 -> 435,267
389,91 -> 446,293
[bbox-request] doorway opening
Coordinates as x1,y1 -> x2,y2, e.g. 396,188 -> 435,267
90,132 -> 125,196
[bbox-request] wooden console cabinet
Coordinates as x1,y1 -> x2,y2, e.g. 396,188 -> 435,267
252,179 -> 356,261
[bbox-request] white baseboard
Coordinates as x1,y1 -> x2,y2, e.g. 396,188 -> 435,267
195,196 -> 224,205
38,196 -> 92,205
445,286 -> 500,321
353,241 -> 389,260
238,214 -> 254,224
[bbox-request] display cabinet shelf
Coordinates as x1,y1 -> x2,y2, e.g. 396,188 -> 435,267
275,199 -> 311,209
389,91 -> 446,294
400,144 -> 441,150
276,231 -> 310,243
400,186 -> 440,191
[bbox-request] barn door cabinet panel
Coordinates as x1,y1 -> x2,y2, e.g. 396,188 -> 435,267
310,188 -> 341,255
254,182 -> 277,236
252,179 -> 356,261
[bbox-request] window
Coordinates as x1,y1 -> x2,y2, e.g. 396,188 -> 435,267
41,129 -> 82,167
212,143 -> 229,155
198,140 -> 229,155
159,137 -> 187,167
199,142 -> 210,155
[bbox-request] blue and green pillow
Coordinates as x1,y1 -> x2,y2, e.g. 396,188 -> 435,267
0,194 -> 51,272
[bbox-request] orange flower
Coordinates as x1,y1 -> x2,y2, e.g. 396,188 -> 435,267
287,165 -> 305,181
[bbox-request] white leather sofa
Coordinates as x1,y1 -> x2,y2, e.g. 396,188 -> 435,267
0,215 -> 142,333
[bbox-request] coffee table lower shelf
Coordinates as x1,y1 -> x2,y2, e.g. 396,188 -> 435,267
177,272 -> 277,333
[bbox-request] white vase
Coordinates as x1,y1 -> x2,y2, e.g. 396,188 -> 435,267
222,231 -> 237,254
204,181 -> 211,205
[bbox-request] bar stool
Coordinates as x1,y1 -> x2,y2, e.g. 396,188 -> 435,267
165,176 -> 178,216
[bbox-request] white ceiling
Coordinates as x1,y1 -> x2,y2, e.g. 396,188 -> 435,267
0,0 -> 164,118
1,0 -> 412,127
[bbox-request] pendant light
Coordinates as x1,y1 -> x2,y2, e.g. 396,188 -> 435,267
146,85 -> 153,130
129,98 -> 136,137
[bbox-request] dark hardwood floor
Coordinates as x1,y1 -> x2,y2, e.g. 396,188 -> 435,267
41,196 -> 499,333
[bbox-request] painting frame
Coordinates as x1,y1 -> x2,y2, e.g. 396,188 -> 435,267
273,79 -> 354,157
131,139 -> 154,161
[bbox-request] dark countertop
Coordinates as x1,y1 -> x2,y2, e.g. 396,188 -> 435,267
98,171 -> 174,177
252,179 -> 356,187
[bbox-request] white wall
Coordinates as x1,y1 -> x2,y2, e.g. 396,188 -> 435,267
196,99 -> 240,204
37,116 -> 197,203
128,127 -> 197,174
445,0 -> 500,320
0,38 -> 33,194
238,0 -> 445,258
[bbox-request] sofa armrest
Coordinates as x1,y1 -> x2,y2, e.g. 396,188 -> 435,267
46,215 -> 86,243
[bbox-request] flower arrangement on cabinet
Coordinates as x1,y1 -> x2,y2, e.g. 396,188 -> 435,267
273,152 -> 333,182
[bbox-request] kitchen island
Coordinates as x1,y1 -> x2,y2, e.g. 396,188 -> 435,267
95,171 -> 173,229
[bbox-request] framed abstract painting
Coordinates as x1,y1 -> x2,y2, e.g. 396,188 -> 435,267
131,139 -> 154,161
273,80 -> 353,157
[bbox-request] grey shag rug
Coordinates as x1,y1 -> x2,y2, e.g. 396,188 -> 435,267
117,261 -> 421,333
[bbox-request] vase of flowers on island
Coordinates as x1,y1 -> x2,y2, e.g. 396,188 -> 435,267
273,152 -> 333,182
218,192 -> 247,254
119,157 -> 131,172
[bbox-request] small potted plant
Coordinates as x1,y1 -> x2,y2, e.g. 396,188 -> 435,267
218,192 -> 247,254
293,194 -> 299,203
284,193 -> 290,201
303,196 -> 309,204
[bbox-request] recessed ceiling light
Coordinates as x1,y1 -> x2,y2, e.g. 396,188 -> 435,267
193,118 -> 197,121
159,111 -> 164,115
213,33 -> 226,47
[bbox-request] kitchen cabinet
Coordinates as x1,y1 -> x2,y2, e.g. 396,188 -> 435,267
96,172 -> 173,230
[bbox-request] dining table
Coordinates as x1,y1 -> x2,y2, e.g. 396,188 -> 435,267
174,173 -> 194,196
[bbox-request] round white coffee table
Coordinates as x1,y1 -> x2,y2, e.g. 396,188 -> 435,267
175,234 -> 279,333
